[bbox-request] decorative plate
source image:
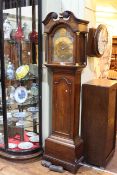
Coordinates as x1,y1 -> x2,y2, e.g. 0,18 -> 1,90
18,142 -> 33,149
8,143 -> 17,149
14,86 -> 28,104
16,65 -> 29,80
3,19 -> 13,40
27,107 -> 39,113
12,111 -> 28,118
26,131 -> 37,137
29,135 -> 39,143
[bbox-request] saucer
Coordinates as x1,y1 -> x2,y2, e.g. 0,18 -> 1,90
18,142 -> 33,149
9,143 -> 17,149
14,86 -> 28,103
26,131 -> 37,137
27,107 -> 39,112
29,135 -> 39,143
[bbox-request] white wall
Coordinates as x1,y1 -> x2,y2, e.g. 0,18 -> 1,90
42,0 -> 62,145
61,0 -> 85,19
81,0 -> 98,84
85,0 -> 96,27
82,0 -> 112,82
96,2 -> 117,36
3,6 -> 38,32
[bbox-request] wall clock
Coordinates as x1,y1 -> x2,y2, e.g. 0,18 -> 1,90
43,11 -> 89,173
87,24 -> 108,57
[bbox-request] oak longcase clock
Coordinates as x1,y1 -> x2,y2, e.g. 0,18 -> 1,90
43,11 -> 89,173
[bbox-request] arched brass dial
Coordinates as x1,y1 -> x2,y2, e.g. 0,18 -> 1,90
53,28 -> 73,62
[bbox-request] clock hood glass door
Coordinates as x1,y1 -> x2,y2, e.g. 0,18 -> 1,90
52,27 -> 74,63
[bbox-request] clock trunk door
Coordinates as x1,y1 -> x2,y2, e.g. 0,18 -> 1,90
52,73 -> 74,139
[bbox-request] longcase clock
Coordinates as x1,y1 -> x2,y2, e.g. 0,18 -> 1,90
43,11 -> 89,173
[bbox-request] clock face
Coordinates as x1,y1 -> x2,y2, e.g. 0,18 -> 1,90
52,28 -> 74,63
95,25 -> 108,57
98,28 -> 108,55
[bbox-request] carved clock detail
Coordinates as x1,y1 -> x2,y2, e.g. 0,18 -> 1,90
43,11 -> 89,173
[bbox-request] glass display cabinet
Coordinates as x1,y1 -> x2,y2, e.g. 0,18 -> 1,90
0,0 -> 43,159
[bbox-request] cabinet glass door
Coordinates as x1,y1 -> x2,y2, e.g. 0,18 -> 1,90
0,0 -> 42,159
0,75 -> 4,148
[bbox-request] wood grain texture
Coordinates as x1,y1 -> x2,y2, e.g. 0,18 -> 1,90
43,11 -> 89,173
43,11 -> 89,66
0,157 -> 113,175
81,79 -> 117,167
44,66 -> 83,173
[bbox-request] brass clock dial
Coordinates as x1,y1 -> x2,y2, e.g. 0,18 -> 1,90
52,28 -> 73,63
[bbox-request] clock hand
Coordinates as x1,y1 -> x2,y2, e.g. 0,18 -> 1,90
61,45 -> 70,50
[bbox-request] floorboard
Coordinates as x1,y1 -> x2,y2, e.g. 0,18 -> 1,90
0,157 -> 113,175
106,138 -> 117,174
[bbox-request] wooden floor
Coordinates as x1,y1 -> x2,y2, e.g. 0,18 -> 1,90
106,138 -> 117,174
0,157 -> 113,175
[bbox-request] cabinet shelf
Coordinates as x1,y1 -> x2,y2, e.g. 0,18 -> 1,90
6,76 -> 37,83
0,0 -> 43,159
7,39 -> 31,44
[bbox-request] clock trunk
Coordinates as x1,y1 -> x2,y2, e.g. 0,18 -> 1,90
43,65 -> 83,173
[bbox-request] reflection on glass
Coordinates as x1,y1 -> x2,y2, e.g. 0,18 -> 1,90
29,30 -> 38,44
0,83 -> 4,148
3,5 -> 39,152
14,23 -> 24,42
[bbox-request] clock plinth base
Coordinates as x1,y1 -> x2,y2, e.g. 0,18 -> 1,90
43,136 -> 83,173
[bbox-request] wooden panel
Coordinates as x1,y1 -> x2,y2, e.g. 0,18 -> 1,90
79,33 -> 86,64
52,74 -> 74,138
22,41 -> 32,65
81,79 -> 117,167
87,28 -> 96,57
105,88 -> 116,157
4,40 -> 32,69
0,157 -> 107,175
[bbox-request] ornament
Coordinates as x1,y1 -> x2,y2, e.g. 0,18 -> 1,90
14,23 -> 24,42
3,19 -> 13,40
22,22 -> 30,41
6,62 -> 15,80
29,30 -> 38,44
